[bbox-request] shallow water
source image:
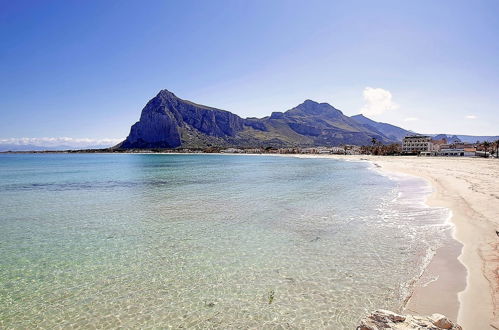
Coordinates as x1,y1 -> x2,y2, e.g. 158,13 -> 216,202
0,154 -> 450,329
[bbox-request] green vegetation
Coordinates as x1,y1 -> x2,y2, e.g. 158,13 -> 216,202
268,290 -> 275,304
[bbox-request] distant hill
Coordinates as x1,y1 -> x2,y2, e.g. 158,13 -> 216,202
0,143 -> 117,152
119,89 -> 402,149
432,134 -> 462,143
350,114 -> 413,141
430,134 -> 499,143
0,144 -> 56,152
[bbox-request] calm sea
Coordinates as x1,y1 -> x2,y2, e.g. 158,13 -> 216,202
0,154 -> 450,329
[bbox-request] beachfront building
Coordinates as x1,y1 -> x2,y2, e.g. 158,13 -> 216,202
438,148 -> 476,157
434,143 -> 477,157
220,148 -> 245,153
296,146 -> 361,155
331,147 -> 346,154
299,147 -> 334,154
342,145 -> 361,155
402,135 -> 433,154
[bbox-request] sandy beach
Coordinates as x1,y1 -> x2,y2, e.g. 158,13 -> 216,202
290,154 -> 499,329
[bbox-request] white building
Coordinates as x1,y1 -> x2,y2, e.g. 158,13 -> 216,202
220,148 -> 244,153
438,148 -> 475,157
402,135 -> 433,154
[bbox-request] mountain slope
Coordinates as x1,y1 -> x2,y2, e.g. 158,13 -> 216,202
350,114 -> 412,141
120,90 -> 401,149
248,100 -> 392,146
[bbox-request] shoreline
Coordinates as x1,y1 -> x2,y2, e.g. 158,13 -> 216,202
287,154 -> 498,329
4,152 -> 496,327
363,161 -> 465,321
369,163 -> 465,322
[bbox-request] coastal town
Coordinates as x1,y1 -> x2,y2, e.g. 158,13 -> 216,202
401,135 -> 496,157
213,135 -> 499,157
4,135 -> 498,159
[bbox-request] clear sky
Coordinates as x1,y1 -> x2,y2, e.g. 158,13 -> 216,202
1,0 -> 498,146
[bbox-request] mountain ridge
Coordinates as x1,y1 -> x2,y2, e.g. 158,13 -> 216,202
429,134 -> 499,143
120,89 -> 400,149
4,89 -> 495,152
350,114 -> 413,141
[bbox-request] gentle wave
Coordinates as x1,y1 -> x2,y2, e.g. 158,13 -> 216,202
0,154 -> 451,329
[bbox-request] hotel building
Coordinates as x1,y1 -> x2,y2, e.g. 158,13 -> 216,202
402,135 -> 433,154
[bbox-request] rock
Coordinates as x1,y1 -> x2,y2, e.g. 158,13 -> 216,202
269,111 -> 285,119
371,309 -> 406,323
357,310 -> 462,330
429,314 -> 454,329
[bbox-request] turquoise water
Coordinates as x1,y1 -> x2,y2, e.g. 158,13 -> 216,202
0,154 -> 450,329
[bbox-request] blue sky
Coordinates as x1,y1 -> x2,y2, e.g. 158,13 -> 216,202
1,0 -> 498,145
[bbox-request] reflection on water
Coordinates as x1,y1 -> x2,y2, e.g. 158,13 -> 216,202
0,154 -> 450,328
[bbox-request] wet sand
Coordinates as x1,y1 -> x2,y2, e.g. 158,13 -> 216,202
290,154 -> 499,329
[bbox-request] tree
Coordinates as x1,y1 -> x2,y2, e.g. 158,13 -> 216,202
483,141 -> 491,157
370,138 -> 378,155
360,145 -> 370,154
495,139 -> 499,158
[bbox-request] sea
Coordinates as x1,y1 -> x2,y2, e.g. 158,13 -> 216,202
0,154 -> 451,329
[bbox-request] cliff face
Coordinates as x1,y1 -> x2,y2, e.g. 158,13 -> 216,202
120,89 -> 407,149
121,90 -> 245,148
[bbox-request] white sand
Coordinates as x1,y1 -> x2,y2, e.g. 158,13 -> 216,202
288,154 -> 499,329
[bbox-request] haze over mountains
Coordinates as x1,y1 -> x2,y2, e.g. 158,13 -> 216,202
0,138 -> 120,152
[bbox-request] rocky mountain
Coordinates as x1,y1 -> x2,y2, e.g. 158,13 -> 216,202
431,134 -> 499,143
350,114 -> 413,141
120,90 -> 245,149
432,134 -> 462,143
244,100 -> 394,147
119,89 -> 410,149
